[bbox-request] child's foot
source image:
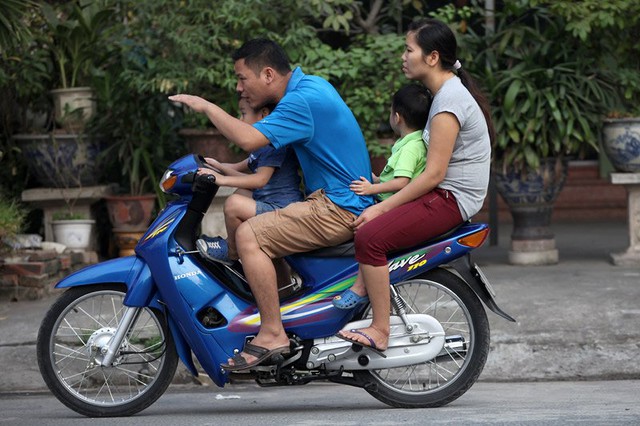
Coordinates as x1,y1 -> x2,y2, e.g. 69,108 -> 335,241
332,289 -> 369,309
196,235 -> 234,265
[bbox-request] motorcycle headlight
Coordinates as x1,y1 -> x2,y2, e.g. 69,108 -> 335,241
159,169 -> 177,193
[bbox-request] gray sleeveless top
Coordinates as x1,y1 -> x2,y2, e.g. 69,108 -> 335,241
422,76 -> 491,220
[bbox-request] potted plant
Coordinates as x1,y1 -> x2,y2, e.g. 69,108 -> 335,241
12,132 -> 104,188
41,0 -> 114,132
101,118 -> 159,255
50,210 -> 94,251
8,1 -> 112,188
468,4 -> 618,264
43,153 -> 103,252
44,178 -> 96,251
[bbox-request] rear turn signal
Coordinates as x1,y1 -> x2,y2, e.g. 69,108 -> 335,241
457,228 -> 489,248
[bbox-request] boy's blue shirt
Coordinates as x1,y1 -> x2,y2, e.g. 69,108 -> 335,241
248,145 -> 302,206
253,67 -> 374,215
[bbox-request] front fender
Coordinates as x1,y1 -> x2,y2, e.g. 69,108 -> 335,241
56,256 -> 139,288
55,256 -> 157,308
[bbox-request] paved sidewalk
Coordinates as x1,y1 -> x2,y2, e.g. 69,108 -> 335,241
476,220 -> 640,381
1,220 -> 638,392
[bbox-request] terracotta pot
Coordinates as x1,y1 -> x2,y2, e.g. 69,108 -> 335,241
179,128 -> 245,163
112,230 -> 144,257
104,194 -> 156,232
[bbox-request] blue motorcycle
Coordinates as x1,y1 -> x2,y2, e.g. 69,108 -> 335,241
37,154 -> 514,417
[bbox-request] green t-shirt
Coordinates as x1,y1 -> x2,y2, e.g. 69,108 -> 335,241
378,130 -> 427,201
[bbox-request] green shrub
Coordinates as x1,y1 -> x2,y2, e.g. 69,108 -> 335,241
0,195 -> 26,241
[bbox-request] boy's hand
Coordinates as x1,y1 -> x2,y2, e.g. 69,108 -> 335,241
350,176 -> 373,195
198,167 -> 225,185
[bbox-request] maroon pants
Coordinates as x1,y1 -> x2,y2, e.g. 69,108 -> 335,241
354,188 -> 464,266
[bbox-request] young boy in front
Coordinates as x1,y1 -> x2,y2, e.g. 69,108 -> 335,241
196,98 -> 302,265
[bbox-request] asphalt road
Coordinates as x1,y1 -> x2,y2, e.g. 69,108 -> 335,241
1,380 -> 638,425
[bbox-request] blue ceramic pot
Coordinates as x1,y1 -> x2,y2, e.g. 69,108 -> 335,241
602,118 -> 640,173
494,158 -> 568,240
12,133 -> 103,188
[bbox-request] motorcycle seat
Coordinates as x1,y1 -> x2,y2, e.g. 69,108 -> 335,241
304,221 -> 470,258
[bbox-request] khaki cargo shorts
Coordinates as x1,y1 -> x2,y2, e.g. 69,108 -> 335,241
246,189 -> 357,258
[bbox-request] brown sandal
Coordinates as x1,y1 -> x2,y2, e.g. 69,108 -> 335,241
221,342 -> 291,372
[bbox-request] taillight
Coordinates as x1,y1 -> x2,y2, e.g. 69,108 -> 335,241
457,228 -> 489,248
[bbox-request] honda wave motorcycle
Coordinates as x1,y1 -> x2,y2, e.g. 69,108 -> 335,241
37,154 -> 514,417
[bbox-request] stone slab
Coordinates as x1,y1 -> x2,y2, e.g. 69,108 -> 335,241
610,172 -> 640,185
21,185 -> 115,204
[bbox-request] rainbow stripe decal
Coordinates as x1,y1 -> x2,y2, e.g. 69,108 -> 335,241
228,275 -> 356,332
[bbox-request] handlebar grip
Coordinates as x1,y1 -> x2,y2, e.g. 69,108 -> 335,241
193,173 -> 217,193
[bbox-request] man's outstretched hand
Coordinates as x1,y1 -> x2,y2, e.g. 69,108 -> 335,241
168,94 -> 212,114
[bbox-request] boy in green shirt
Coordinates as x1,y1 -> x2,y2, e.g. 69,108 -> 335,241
350,84 -> 431,200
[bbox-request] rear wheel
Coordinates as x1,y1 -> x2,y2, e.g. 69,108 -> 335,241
355,268 -> 490,408
36,285 -> 178,417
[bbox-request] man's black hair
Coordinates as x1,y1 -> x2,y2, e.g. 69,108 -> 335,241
232,38 -> 291,76
392,84 -> 432,131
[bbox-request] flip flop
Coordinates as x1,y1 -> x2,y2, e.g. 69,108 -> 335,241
220,342 -> 291,372
332,289 -> 369,309
335,329 -> 387,358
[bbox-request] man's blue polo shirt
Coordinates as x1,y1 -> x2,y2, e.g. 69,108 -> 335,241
253,67 -> 374,215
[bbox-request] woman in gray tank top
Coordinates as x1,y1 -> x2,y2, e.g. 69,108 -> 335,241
334,19 -> 495,352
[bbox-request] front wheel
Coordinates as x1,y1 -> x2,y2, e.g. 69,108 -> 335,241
36,284 -> 178,417
355,268 -> 490,408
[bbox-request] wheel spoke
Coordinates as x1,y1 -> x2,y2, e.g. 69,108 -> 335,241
113,365 -> 153,386
64,365 -> 101,383
53,342 -> 90,362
